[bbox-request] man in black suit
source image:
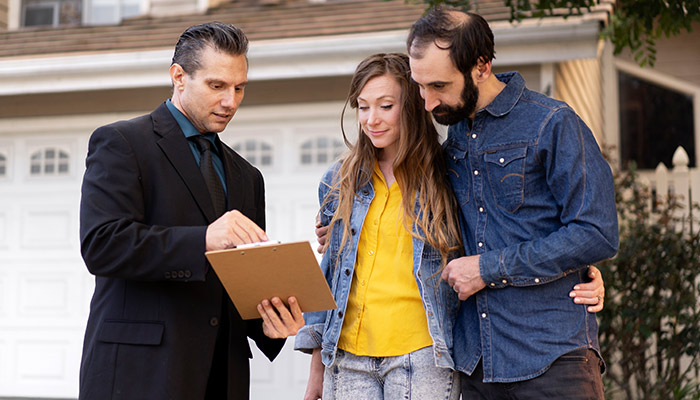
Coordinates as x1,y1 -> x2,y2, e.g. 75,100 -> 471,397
78,22 -> 304,399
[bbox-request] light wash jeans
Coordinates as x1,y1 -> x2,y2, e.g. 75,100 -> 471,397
323,346 -> 460,400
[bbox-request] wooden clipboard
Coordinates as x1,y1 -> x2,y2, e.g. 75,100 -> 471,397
205,241 -> 337,320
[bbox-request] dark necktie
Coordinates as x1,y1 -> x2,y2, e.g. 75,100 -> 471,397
190,135 -> 227,217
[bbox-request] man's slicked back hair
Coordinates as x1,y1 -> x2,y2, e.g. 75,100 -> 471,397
407,6 -> 495,75
172,21 -> 249,75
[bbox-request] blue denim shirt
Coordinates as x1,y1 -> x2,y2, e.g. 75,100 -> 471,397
294,163 -> 460,369
443,72 -> 618,382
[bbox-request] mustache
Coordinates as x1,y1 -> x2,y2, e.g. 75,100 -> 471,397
432,105 -> 454,116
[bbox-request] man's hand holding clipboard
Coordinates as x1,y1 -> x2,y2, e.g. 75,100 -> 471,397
204,210 -> 310,338
204,209 -> 338,340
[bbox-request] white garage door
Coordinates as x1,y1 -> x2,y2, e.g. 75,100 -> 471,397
0,101 -> 349,399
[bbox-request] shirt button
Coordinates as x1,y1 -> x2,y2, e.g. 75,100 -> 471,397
473,170 -> 479,175
338,311 -> 343,318
368,250 -> 374,256
209,317 -> 219,327
479,207 -> 484,212
478,242 -> 484,247
471,133 -> 477,139
481,313 -> 487,318
499,157 -> 505,164
361,280 -> 366,286
344,269 -> 351,276
453,155 -> 457,160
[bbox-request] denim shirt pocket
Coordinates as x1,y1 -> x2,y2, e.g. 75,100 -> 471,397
445,145 -> 470,205
485,146 -> 527,212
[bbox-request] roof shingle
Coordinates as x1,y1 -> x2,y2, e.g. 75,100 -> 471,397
0,0 -> 513,58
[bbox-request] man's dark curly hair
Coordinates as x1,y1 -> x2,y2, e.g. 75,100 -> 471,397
407,6 -> 495,74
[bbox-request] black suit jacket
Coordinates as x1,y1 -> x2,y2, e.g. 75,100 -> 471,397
78,103 -> 284,399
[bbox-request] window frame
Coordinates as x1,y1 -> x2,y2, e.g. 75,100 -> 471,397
231,139 -> 275,169
0,144 -> 11,181
85,0 -> 144,25
612,59 -> 700,171
21,0 -> 59,27
15,0 -> 149,28
26,144 -> 73,179
298,136 -> 345,168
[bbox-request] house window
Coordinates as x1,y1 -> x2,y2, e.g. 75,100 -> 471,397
21,0 -> 142,27
300,137 -> 345,166
233,140 -> 273,167
87,0 -> 141,25
21,0 -> 81,27
0,154 -> 6,177
30,147 -> 70,176
619,71 -> 695,169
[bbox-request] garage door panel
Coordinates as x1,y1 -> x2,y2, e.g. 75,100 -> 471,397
293,199 -> 322,247
19,275 -> 71,316
0,212 -> 7,249
0,338 -> 9,394
16,266 -> 89,320
16,340 -> 72,382
10,332 -> 82,397
21,207 -> 74,249
0,273 -> 7,316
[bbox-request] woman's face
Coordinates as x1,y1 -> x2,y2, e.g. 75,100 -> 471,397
357,74 -> 402,161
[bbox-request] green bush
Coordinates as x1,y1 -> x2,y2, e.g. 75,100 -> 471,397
599,162 -> 700,400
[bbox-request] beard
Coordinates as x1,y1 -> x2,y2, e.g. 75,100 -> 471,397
431,74 -> 479,126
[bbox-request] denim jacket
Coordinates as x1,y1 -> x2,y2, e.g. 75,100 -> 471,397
294,163 -> 460,369
443,72 -> 619,382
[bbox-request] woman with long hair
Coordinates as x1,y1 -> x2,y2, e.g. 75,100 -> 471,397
294,53 -> 604,400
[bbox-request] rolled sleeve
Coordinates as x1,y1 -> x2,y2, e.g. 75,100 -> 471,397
294,316 -> 325,353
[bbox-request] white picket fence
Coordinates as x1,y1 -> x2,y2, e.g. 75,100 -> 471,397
640,145 -> 700,384
637,146 -> 700,229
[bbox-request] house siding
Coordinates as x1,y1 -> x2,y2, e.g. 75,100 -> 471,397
555,58 -> 604,143
618,21 -> 700,87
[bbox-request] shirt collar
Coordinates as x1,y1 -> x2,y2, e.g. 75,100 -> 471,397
166,99 -> 219,148
481,71 -> 526,118
166,99 -> 201,139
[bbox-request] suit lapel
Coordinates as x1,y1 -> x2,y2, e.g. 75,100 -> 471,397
151,103 -> 218,222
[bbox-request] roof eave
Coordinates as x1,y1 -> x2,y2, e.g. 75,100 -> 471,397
0,16 -> 604,96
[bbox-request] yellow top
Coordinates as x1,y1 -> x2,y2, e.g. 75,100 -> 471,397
337,164 -> 433,356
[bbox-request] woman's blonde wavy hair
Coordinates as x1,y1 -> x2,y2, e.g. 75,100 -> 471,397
323,53 -> 462,266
